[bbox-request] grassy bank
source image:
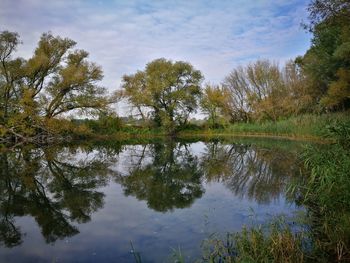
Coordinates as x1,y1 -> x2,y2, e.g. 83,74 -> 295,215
75,112 -> 350,143
199,120 -> 350,262
178,112 -> 350,141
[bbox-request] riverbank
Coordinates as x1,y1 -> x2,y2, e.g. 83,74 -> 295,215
179,112 -> 349,141
73,112 -> 349,144
198,119 -> 350,262
2,113 -> 348,148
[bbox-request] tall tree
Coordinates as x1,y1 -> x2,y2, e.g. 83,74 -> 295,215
0,31 -> 22,122
121,58 -> 203,131
0,31 -> 109,141
222,66 -> 251,122
300,0 -> 350,110
200,84 -> 227,127
26,33 -> 108,119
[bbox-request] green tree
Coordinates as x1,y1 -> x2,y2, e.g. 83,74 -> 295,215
0,31 -> 22,123
28,33 -> 108,118
282,60 -> 316,114
121,58 -> 203,131
200,84 -> 227,127
300,0 -> 350,110
0,31 -> 109,141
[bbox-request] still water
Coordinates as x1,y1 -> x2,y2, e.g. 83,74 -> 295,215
0,138 -> 304,262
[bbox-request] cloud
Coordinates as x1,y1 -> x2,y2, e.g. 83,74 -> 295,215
1,0 -> 311,112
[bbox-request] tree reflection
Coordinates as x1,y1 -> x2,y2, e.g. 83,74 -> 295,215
201,141 -> 300,204
0,144 -> 118,247
0,139 -> 301,248
116,142 -> 205,212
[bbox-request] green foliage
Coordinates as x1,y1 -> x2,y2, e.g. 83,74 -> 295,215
299,0 -> 350,110
324,118 -> 350,146
0,30 -> 109,143
200,84 -> 228,128
84,112 -> 123,135
321,68 -> 350,108
201,219 -> 307,263
223,115 -> 326,138
121,58 -> 203,132
297,141 -> 350,261
180,112 -> 350,140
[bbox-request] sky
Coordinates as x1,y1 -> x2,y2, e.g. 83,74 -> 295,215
1,0 -> 311,115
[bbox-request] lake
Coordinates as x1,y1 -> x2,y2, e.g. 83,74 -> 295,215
0,138 -> 305,262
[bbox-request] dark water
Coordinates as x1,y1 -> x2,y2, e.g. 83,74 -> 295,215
0,138 -> 304,262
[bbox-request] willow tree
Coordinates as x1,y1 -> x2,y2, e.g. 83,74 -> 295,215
121,58 -> 203,131
0,31 -> 108,141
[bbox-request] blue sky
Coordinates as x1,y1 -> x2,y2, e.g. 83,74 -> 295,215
1,0 -> 311,113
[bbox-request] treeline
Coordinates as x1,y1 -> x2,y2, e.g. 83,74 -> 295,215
1,0 -> 349,142
120,0 -> 350,130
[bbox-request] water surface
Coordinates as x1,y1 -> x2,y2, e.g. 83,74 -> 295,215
0,138 -> 304,262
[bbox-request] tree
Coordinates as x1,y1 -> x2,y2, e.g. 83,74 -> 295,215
222,66 -> 251,122
200,84 -> 227,127
0,31 -> 22,122
0,30 -> 109,141
282,60 -> 317,114
121,58 -> 203,131
307,0 -> 350,31
27,33 -> 108,119
222,60 -> 290,122
299,0 -> 350,110
246,60 -> 288,121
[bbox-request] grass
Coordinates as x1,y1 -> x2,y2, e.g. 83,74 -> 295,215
201,218 -> 308,263
68,112 -> 350,144
295,143 -> 350,261
176,112 -> 350,141
198,119 -> 350,263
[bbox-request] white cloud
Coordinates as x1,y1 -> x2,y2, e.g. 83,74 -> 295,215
1,0 -> 311,114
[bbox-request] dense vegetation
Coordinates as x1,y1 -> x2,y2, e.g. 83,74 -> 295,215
0,32 -> 119,144
1,0 -> 349,141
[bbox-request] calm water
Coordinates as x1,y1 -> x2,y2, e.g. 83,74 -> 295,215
0,138 -> 304,262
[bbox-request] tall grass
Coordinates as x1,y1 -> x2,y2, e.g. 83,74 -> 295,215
71,112 -> 350,142
222,113 -> 350,138
201,219 -> 308,263
199,119 -> 350,263
295,122 -> 350,261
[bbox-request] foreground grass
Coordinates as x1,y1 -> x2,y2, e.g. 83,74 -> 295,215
200,120 -> 350,263
201,219 -> 308,263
